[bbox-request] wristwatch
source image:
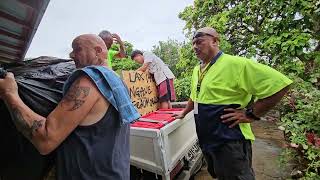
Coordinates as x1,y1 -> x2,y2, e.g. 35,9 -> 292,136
245,108 -> 260,121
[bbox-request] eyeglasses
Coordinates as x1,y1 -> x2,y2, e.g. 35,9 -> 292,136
192,32 -> 215,40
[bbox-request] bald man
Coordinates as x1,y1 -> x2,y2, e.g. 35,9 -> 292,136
0,34 -> 139,180
175,27 -> 292,179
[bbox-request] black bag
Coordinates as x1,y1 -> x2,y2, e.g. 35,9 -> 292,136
0,57 -> 75,180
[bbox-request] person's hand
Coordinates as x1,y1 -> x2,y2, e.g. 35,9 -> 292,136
0,72 -> 18,99
220,108 -> 254,128
172,113 -> 185,119
112,33 -> 122,44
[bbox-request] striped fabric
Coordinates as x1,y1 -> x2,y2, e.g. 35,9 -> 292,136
158,78 -> 176,101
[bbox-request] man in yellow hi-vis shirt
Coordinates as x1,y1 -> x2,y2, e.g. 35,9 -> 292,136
99,30 -> 126,69
175,27 -> 292,180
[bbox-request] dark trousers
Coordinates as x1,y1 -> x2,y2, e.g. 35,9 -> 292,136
203,140 -> 255,180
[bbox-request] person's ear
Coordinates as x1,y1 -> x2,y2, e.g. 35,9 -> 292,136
211,37 -> 219,46
140,55 -> 144,61
94,46 -> 103,54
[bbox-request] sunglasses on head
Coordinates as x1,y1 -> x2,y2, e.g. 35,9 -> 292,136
192,32 -> 215,39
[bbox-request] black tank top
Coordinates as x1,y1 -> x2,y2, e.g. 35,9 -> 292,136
56,106 -> 130,180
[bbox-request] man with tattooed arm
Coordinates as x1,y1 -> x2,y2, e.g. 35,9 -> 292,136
0,34 -> 139,180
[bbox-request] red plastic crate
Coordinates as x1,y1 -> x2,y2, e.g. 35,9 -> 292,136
131,109 -> 183,129
141,112 -> 175,121
157,108 -> 184,114
131,121 -> 165,129
158,108 -> 184,111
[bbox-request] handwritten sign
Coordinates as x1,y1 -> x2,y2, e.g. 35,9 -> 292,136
122,71 -> 159,115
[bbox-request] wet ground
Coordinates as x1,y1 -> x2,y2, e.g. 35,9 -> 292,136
195,120 -> 291,180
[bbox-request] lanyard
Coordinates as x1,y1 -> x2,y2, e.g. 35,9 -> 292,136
196,51 -> 223,96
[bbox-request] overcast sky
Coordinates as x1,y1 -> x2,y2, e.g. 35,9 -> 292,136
26,0 -> 194,58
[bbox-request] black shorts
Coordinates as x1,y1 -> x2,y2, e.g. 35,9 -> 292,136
203,140 -> 255,180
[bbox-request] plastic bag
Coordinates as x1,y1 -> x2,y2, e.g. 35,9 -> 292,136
0,56 -> 75,180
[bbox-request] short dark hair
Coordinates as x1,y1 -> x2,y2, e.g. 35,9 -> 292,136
131,50 -> 143,60
98,30 -> 112,39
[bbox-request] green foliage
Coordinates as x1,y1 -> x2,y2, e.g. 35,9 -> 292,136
279,75 -> 320,176
150,39 -> 200,101
123,41 -> 134,56
174,76 -> 192,101
176,42 -> 198,78
110,41 -> 134,55
111,41 -> 140,75
179,0 -> 320,85
152,39 -> 182,76
112,58 -> 140,75
278,148 -> 298,176
151,40 -> 197,101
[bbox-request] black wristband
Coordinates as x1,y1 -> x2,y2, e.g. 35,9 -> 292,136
245,108 -> 260,121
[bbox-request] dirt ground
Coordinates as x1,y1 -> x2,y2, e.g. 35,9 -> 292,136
195,120 -> 292,180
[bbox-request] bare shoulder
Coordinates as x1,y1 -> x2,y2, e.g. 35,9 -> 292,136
38,75 -> 105,154
61,75 -> 101,111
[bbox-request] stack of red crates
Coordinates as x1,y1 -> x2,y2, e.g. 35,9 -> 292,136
131,108 -> 184,129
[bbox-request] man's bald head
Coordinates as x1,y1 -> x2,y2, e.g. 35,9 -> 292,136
192,27 -> 221,63
73,34 -> 107,50
193,27 -> 220,41
70,34 -> 107,68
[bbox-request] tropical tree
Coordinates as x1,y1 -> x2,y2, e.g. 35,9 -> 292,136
152,39 -> 182,76
179,0 -> 320,86
112,41 -> 140,74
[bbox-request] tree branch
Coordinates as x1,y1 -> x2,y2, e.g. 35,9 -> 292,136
297,54 -> 307,62
314,43 -> 320,52
242,24 -> 255,33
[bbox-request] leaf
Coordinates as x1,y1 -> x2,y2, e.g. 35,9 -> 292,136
268,28 -> 274,34
302,144 -> 309,150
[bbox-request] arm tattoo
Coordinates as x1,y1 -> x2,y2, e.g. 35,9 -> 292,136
61,80 -> 91,111
11,108 -> 44,140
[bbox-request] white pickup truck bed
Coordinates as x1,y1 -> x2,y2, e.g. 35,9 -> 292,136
130,111 -> 202,179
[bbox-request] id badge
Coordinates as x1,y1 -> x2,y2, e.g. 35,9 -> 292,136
194,102 -> 199,115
